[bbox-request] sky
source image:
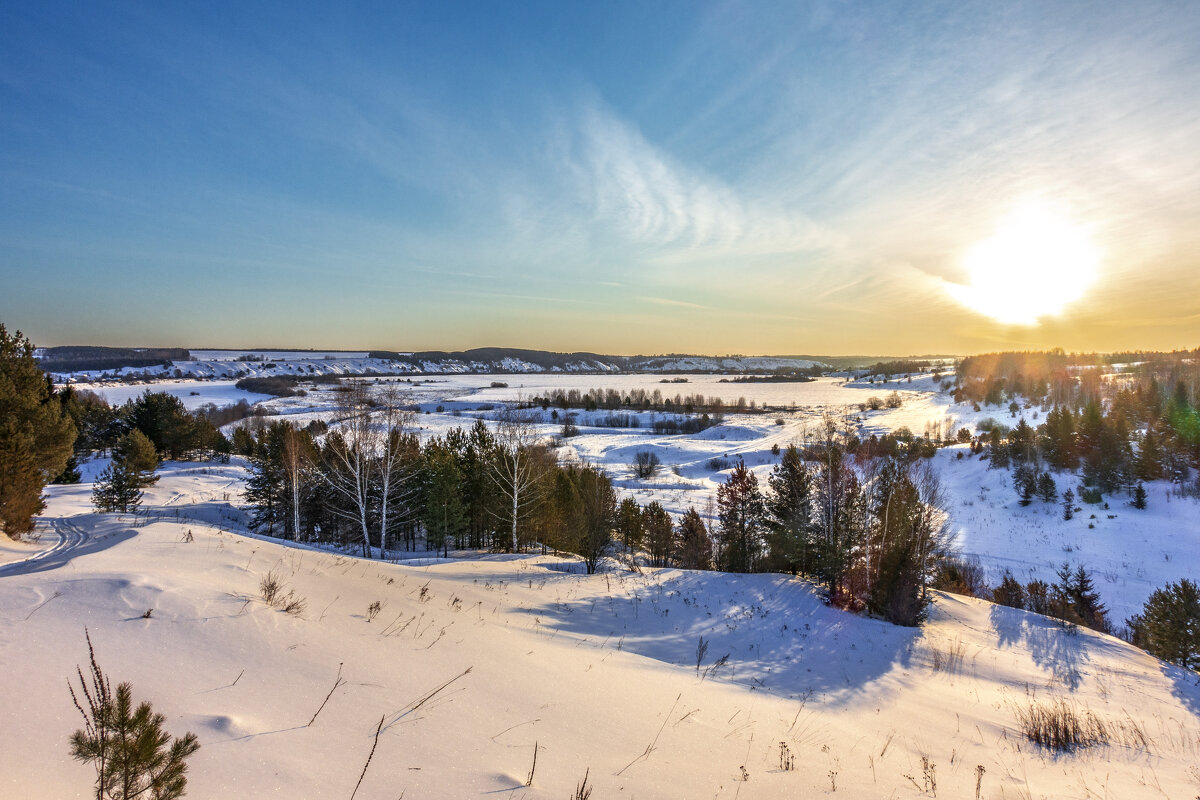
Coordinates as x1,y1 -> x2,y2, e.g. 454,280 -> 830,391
2,1 -> 1199,356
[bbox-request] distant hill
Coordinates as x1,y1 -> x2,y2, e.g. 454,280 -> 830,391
44,345 -> 960,380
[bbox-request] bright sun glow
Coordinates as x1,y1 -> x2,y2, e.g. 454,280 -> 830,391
946,201 -> 1101,325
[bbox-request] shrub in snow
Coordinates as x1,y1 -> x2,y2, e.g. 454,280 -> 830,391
70,632 -> 200,800
631,450 -> 660,478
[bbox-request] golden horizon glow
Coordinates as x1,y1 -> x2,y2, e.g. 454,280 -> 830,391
946,201 -> 1102,326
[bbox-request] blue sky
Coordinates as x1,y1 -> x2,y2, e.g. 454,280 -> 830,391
2,1 -> 1199,354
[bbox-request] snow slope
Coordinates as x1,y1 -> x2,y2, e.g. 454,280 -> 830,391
1,463 -> 1198,799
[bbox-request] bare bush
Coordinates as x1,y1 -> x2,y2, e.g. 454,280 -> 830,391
260,571 -> 284,606
928,637 -> 966,673
1015,697 -> 1108,752
281,591 -> 307,616
631,450 -> 661,479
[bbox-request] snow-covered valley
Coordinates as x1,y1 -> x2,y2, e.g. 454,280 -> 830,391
3,460 -> 1200,799
4,372 -> 1200,798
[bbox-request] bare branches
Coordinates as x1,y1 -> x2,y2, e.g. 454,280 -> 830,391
349,715 -> 385,800
308,663 -> 346,727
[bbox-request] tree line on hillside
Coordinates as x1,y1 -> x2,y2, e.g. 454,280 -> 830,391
244,405 -> 958,626
36,345 -> 191,374
239,386 -> 621,567
955,348 -> 1200,411
530,387 -> 765,414
975,379 -> 1199,503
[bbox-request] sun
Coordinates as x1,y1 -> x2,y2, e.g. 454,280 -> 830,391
946,201 -> 1101,325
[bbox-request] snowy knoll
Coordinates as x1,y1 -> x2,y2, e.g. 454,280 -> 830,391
2,462 -> 1198,798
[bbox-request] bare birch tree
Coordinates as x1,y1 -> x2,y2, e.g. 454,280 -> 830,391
322,381 -> 377,557
375,385 -> 420,557
281,423 -> 314,542
489,405 -> 548,552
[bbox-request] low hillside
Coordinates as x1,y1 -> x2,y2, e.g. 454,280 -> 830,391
1,462 -> 1198,799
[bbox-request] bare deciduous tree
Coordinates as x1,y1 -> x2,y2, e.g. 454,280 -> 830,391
322,381 -> 378,557
489,405 -> 549,553
375,386 -> 420,558
281,423 -> 314,542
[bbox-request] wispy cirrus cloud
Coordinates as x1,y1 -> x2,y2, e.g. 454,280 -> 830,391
557,101 -> 843,264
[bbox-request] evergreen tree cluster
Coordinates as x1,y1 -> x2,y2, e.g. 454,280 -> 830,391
957,351 -> 1199,499
991,564 -> 1111,633
704,428 -> 954,626
1127,579 -> 1200,672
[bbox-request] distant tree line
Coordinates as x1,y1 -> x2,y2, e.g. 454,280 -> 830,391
530,387 -> 766,415
37,346 -> 191,373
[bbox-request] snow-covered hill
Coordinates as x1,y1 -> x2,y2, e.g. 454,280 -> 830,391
49,348 -> 827,382
2,462 -> 1198,799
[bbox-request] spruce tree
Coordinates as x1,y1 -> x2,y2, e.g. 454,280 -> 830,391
1036,471 -> 1058,503
1061,488 -> 1075,520
1013,465 -> 1036,506
715,460 -> 766,573
422,442 -> 467,556
992,570 -> 1026,609
1132,482 -> 1148,510
764,444 -> 813,575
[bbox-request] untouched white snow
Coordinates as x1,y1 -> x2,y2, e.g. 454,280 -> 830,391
71,379 -> 274,410
2,462 -> 1199,799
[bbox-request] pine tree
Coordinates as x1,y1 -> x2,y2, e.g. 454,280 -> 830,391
0,324 -> 76,536
114,430 -> 159,487
124,391 -> 198,461
1128,579 -> 1200,671
675,507 -> 712,570
92,462 -> 143,514
1061,488 -> 1075,520
642,501 -> 673,567
70,631 -> 200,800
614,497 -> 643,555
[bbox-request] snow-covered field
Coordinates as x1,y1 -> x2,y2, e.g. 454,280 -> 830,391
72,379 -> 273,410
62,371 -> 1200,622
2,461 -> 1199,799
